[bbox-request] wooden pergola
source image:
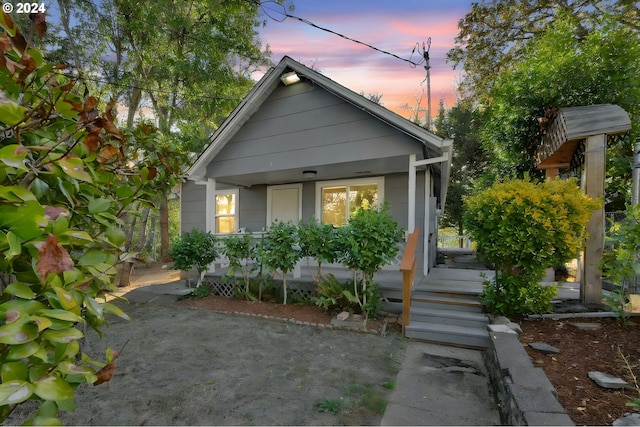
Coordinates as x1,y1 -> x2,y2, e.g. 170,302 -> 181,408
535,104 -> 631,304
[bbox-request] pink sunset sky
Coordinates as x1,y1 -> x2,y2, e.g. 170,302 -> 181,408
255,0 -> 473,121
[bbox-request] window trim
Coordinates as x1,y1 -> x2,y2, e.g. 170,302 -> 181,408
214,189 -> 239,234
315,176 -> 384,225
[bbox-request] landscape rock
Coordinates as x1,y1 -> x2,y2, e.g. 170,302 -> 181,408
614,413 -> 640,426
569,322 -> 602,330
588,371 -> 629,389
336,311 -> 349,321
529,342 -> 561,354
491,316 -> 523,335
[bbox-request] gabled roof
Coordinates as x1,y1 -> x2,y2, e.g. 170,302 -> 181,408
186,56 -> 450,181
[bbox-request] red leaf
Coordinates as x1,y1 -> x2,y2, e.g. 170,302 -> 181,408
36,234 -> 74,282
29,13 -> 47,38
84,96 -> 97,112
97,145 -> 119,164
83,132 -> 101,153
93,363 -> 116,386
44,206 -> 70,220
146,166 -> 157,181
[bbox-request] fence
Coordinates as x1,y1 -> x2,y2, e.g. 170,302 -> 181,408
437,235 -> 474,250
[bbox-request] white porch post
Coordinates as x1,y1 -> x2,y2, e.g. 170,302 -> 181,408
423,169 -> 432,276
408,154 -> 417,234
206,178 -> 217,273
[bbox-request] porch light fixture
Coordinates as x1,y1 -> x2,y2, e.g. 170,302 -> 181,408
302,170 -> 317,179
280,71 -> 301,86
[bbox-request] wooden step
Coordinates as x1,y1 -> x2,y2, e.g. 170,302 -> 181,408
410,307 -> 489,329
405,321 -> 489,349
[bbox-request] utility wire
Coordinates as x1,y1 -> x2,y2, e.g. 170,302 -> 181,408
253,0 -> 427,68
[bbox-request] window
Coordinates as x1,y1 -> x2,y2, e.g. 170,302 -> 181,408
215,190 -> 237,233
316,177 -> 384,226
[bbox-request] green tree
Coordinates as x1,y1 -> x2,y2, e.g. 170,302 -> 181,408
0,13 -> 151,423
478,13 -> 640,207
337,204 -> 404,318
434,100 -> 487,240
448,0 -> 639,101
260,221 -> 301,305
170,229 -> 218,287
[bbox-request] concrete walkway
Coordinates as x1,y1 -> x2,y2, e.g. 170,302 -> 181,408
381,342 -> 500,426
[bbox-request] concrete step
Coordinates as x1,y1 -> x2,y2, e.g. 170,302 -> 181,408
410,307 -> 489,329
405,321 -> 489,349
411,293 -> 483,313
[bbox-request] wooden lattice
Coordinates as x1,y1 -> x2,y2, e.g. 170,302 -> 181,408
203,277 -> 236,297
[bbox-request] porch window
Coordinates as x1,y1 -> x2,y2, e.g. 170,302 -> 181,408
215,190 -> 237,233
316,177 -> 384,226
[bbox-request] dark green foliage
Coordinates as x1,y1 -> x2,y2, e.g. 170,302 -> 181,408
170,229 -> 218,286
260,221 -> 302,305
601,204 -> 640,325
297,216 -> 340,281
337,203 -> 404,318
221,233 -> 257,298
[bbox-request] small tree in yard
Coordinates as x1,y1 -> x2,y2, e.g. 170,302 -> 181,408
337,203 -> 404,319
297,216 -> 339,282
170,230 -> 218,287
221,233 -> 256,298
464,178 -> 600,316
260,221 -> 301,305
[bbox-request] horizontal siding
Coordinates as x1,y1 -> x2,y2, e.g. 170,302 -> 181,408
207,82 -> 422,178
238,186 -> 267,232
180,181 -> 206,233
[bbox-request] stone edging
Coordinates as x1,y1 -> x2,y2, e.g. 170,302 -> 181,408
485,325 -> 574,426
207,309 -> 383,335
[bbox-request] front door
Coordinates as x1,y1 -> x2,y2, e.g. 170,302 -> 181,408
267,184 -> 302,224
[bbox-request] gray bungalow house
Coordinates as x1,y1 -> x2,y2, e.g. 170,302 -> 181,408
181,56 -> 451,278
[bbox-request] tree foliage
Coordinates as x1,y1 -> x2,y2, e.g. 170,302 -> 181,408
260,221 -> 301,305
169,229 -> 218,287
478,13 -> 640,206
0,12 -> 154,423
448,0 -> 639,101
434,101 -> 487,236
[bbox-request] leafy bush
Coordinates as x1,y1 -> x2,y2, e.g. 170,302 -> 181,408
0,14 -> 152,424
601,204 -> 640,325
170,229 -> 218,287
464,178 -> 599,316
337,203 -> 404,318
221,233 -> 256,298
297,217 -> 339,281
314,274 -> 358,314
260,221 -> 301,305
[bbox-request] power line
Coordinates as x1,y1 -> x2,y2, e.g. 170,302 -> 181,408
253,0 -> 427,68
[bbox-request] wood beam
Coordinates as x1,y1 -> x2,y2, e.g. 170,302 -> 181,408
582,134 -> 605,304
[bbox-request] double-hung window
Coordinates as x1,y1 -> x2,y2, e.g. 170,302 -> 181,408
316,177 -> 384,226
215,190 -> 238,233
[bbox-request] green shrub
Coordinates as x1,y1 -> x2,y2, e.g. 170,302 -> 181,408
464,178 -> 599,316
297,216 -> 340,281
170,229 -> 218,287
221,233 -> 256,298
601,204 -> 640,325
260,221 -> 301,305
337,203 -> 404,318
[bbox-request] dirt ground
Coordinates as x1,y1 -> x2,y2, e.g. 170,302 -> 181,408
519,316 -> 640,426
8,264 -> 406,426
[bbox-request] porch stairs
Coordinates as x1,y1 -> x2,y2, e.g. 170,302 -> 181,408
403,267 -> 494,350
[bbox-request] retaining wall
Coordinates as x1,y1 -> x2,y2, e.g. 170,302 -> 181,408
485,327 -> 574,426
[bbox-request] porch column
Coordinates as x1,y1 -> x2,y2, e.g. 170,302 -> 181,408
423,169 -> 432,275
582,134 -> 606,304
545,167 -> 559,181
408,154 -> 417,233
206,178 -> 217,273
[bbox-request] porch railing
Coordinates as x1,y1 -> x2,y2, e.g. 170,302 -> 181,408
437,234 -> 474,250
401,228 -> 420,335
